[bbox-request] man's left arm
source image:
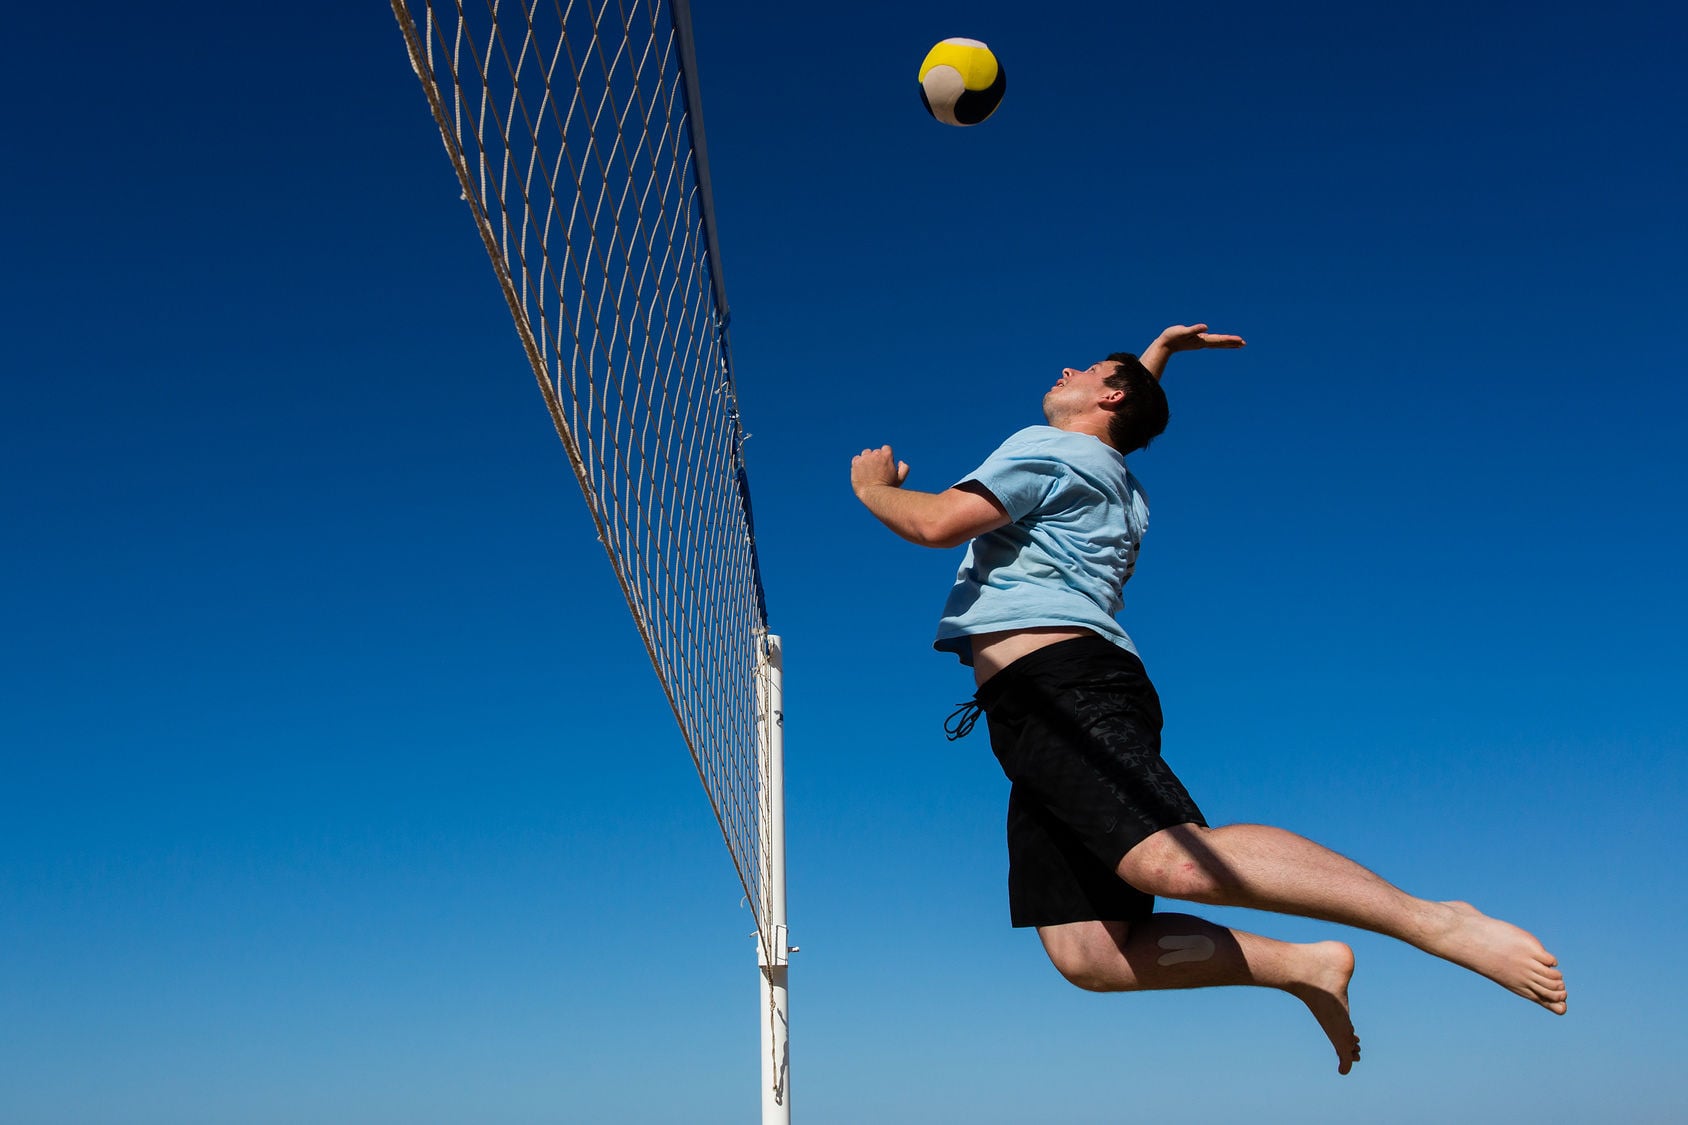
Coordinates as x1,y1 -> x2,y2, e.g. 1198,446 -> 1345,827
851,445 -> 1009,549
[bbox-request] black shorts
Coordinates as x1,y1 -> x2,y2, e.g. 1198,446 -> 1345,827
974,636 -> 1206,928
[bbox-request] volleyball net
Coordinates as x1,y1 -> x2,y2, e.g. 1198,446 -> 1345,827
387,0 -> 777,970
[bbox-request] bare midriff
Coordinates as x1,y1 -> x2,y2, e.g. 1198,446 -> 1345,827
969,626 -> 1097,687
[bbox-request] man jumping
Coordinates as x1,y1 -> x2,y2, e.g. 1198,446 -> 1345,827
848,324 -> 1566,1074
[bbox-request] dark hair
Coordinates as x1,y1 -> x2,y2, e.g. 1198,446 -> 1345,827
1101,352 -> 1170,454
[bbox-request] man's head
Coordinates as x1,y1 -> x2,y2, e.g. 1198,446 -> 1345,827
1041,353 -> 1169,454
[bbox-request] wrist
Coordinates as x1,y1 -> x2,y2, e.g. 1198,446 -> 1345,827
1140,340 -> 1172,379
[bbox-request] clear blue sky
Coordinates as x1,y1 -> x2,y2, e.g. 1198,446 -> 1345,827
3,1 -> 1685,1122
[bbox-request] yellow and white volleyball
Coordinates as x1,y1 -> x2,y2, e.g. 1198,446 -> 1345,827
918,38 -> 1006,127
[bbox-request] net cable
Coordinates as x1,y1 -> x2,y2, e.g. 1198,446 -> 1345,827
391,0 -> 773,960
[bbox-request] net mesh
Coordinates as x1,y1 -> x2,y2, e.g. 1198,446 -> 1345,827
390,0 -> 772,954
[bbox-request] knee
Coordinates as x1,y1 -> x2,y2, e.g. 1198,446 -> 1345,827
1040,924 -> 1133,993
1052,953 -> 1119,993
1119,827 -> 1229,902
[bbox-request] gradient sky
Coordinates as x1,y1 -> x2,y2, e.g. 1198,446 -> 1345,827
4,1 -> 1685,1122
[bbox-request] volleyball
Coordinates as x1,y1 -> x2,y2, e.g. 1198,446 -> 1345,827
918,38 -> 1006,127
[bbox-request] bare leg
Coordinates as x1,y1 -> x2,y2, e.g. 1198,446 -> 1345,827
1118,823 -> 1568,1014
1040,913 -> 1361,1075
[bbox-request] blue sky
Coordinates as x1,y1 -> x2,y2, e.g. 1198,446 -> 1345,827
3,1 -> 1685,1122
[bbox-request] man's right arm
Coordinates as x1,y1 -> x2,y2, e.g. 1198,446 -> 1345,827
1138,323 -> 1247,380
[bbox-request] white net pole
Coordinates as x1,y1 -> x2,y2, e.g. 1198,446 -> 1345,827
387,3 -> 787,1108
756,636 -> 790,1121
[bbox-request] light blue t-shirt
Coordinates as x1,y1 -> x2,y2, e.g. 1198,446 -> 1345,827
934,426 -> 1149,666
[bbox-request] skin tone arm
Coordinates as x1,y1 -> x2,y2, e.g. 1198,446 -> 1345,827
851,323 -> 1245,545
1138,323 -> 1247,379
849,449 -> 1010,549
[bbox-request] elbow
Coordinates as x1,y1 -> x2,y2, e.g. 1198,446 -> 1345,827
912,521 -> 970,550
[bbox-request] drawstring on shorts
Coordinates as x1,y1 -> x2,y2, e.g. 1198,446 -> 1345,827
944,699 -> 984,741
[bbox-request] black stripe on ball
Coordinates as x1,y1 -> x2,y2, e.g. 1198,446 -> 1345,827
953,63 -> 1007,125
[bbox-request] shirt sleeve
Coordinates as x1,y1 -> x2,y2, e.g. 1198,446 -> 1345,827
956,429 -> 1063,522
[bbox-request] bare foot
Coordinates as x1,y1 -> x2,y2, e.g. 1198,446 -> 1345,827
1285,940 -> 1361,1075
1426,901 -> 1568,1014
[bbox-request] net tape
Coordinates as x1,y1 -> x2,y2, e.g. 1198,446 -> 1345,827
391,0 -> 772,953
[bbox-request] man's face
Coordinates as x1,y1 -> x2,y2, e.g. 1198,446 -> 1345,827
1042,360 -> 1120,424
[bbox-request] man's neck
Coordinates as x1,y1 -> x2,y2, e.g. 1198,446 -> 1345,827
1050,418 -> 1119,452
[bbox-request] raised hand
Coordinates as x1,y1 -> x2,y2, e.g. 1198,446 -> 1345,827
851,445 -> 910,495
1140,323 -> 1246,379
1156,323 -> 1247,352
